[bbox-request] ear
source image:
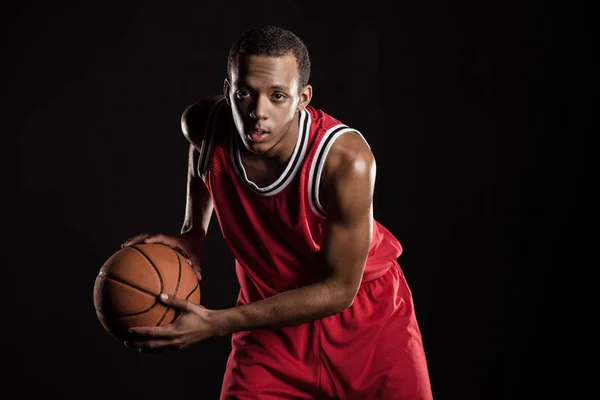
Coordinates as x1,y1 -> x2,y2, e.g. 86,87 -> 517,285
223,78 -> 231,106
297,84 -> 313,112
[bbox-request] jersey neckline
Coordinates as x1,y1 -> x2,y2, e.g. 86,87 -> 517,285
230,109 -> 311,196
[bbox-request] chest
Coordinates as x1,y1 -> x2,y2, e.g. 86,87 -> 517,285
239,156 -> 287,189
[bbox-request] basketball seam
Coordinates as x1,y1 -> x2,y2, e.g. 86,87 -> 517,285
173,248 -> 183,299
98,276 -> 158,316
155,248 -> 183,326
185,282 -> 200,300
97,244 -> 197,329
129,245 -> 164,294
131,245 -> 171,326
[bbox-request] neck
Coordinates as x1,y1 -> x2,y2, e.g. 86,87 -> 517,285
243,113 -> 301,166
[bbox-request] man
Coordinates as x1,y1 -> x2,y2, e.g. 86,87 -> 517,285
123,25 -> 433,399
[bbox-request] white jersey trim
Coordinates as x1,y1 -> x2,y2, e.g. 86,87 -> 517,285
307,124 -> 370,217
230,109 -> 311,196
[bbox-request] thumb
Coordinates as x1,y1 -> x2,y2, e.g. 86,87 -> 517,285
158,293 -> 189,310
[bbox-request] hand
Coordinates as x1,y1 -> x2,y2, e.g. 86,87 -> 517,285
124,293 -> 217,353
122,232 -> 203,281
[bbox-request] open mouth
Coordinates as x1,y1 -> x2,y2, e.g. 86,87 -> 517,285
247,129 -> 269,143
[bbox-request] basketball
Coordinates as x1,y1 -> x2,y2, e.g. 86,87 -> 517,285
93,243 -> 201,343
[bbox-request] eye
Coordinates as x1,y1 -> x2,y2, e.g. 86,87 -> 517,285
235,90 -> 251,99
272,93 -> 286,101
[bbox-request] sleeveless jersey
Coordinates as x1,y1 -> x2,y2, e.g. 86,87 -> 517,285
199,98 -> 402,304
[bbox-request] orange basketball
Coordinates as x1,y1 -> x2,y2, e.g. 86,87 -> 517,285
93,243 -> 201,344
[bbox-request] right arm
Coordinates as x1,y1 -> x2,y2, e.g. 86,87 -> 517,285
181,144 -> 213,245
123,95 -> 222,280
179,97 -> 219,249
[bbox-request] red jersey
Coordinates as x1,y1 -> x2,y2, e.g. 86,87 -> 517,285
199,98 -> 402,303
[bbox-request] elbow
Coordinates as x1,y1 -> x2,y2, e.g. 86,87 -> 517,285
340,289 -> 358,311
326,284 -> 358,314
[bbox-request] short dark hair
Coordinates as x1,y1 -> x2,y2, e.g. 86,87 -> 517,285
227,26 -> 311,90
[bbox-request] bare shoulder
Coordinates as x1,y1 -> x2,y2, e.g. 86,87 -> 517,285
320,130 -> 376,211
324,131 -> 375,182
181,94 -> 225,148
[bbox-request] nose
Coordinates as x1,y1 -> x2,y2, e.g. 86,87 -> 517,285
250,95 -> 269,119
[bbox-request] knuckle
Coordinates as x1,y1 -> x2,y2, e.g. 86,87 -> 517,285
173,339 -> 186,351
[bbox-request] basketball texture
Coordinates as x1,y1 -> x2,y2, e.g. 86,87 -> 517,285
93,243 -> 201,343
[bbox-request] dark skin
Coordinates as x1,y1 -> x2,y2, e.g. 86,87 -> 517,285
122,52 -> 376,353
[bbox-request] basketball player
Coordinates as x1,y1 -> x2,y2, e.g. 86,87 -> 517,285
123,25 -> 433,399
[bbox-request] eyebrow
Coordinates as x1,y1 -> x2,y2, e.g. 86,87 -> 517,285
269,85 -> 290,91
235,81 -> 291,92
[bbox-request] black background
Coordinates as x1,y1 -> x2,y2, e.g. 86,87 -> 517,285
4,1 -> 590,399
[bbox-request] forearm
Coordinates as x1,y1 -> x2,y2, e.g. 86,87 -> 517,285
181,143 -> 214,250
214,281 -> 353,335
181,202 -> 213,253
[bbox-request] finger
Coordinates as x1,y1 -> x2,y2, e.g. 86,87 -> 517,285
178,253 -> 200,281
189,257 -> 203,281
193,268 -> 202,282
124,235 -> 193,268
142,233 -> 176,247
124,339 -> 179,353
122,233 -> 152,248
172,246 -> 192,261
176,253 -> 200,277
142,235 -> 190,258
158,293 -> 191,311
128,325 -> 171,339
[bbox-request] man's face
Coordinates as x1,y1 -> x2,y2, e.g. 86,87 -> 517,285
226,53 -> 311,156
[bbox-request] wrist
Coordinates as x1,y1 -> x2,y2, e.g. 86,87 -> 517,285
211,308 -> 238,337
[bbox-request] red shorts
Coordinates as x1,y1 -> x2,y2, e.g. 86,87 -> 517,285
220,261 -> 433,399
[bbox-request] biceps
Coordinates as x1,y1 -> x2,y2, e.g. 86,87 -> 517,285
321,213 -> 372,289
